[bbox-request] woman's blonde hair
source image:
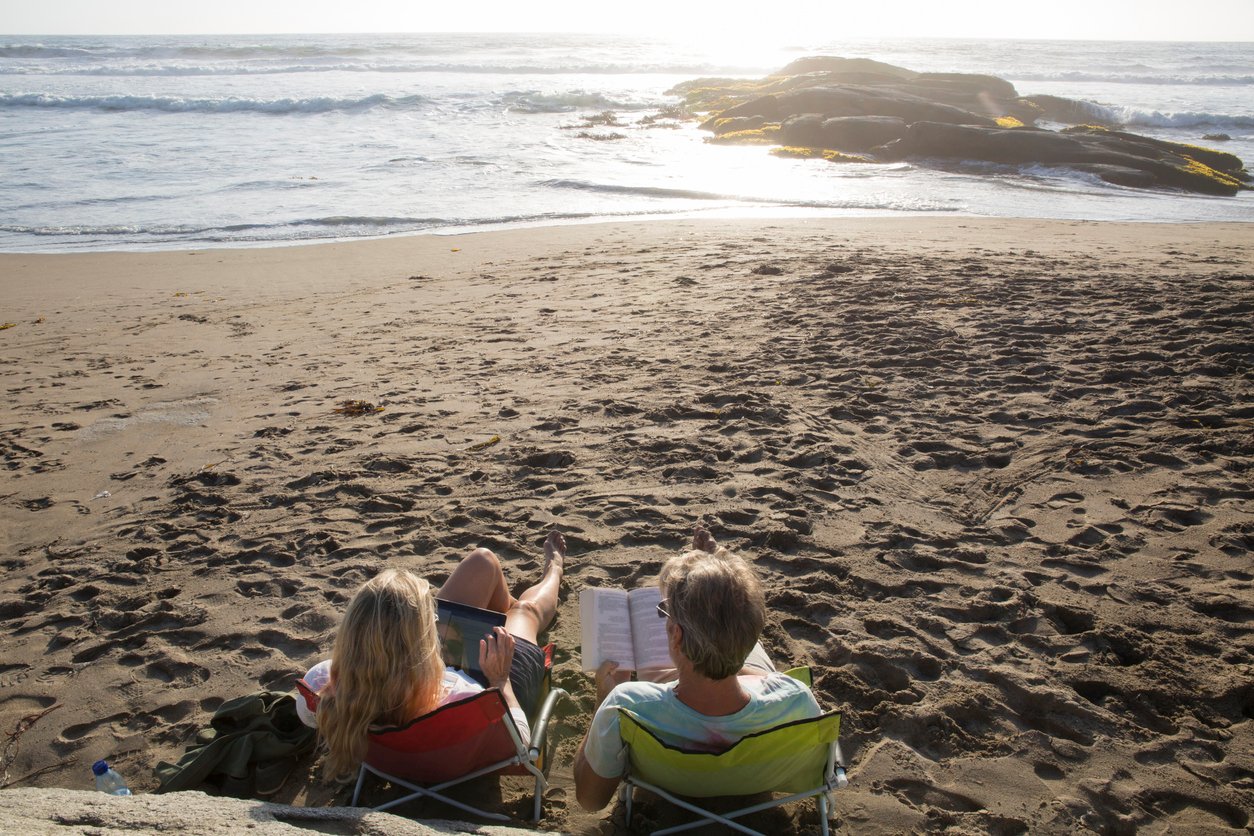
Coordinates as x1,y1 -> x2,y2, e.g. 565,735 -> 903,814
317,568 -> 445,780
659,547 -> 766,680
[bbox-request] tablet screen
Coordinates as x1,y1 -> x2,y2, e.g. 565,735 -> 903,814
434,599 -> 507,677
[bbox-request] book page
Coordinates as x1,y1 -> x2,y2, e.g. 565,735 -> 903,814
580,588 -> 636,671
626,587 -> 672,671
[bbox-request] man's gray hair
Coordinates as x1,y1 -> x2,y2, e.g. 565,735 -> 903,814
659,547 -> 766,680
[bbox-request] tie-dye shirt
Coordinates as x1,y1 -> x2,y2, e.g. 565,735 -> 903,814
582,673 -> 820,778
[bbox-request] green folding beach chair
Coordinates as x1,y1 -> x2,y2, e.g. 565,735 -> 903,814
617,667 -> 848,836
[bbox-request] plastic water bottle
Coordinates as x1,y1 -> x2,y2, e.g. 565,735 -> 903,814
295,659 -> 331,728
92,760 -> 132,796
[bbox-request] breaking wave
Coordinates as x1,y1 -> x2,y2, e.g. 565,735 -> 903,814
0,92 -> 429,114
539,178 -> 958,212
502,90 -> 653,113
1080,101 -> 1254,130
0,60 -> 761,77
1013,70 -> 1254,86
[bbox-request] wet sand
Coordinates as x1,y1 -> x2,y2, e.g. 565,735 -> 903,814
1,218 -> 1251,833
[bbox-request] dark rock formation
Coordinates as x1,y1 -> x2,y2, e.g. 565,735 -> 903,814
917,72 -> 1018,100
781,115 -> 908,151
709,86 -> 997,133
783,86 -> 999,127
672,56 -> 1250,196
712,115 -> 767,135
774,56 -> 918,79
881,122 -> 1246,196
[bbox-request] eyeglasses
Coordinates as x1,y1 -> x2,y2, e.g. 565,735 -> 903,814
656,599 -> 678,623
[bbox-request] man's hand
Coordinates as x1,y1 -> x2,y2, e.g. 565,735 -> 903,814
594,659 -> 631,706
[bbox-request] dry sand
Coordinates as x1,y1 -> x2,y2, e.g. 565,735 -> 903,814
1,217 -> 1251,834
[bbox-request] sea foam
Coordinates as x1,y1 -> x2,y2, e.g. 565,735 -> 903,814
0,92 -> 428,114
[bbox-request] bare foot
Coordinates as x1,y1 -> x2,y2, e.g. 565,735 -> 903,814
692,525 -> 717,553
543,530 -> 566,578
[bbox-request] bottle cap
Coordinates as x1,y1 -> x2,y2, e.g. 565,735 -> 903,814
92,760 -> 109,776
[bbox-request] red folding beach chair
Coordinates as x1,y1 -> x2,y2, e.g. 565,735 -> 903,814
295,646 -> 568,822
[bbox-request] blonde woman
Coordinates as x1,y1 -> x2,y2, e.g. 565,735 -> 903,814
306,531 -> 565,780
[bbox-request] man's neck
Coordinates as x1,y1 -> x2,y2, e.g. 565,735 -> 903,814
673,671 -> 751,717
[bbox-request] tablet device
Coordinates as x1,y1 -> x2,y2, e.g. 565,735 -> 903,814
435,598 -> 507,678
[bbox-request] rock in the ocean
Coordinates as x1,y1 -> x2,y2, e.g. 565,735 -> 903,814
881,121 -> 1246,196
724,87 -> 997,128
781,115 -> 908,151
678,56 -> 1250,196
774,56 -> 918,79
710,115 -> 767,135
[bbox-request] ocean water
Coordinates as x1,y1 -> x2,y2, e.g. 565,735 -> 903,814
0,34 -> 1251,252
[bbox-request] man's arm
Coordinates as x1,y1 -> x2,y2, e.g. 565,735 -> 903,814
574,733 -> 622,810
573,660 -> 631,811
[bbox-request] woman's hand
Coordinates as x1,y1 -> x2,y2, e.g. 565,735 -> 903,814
594,660 -> 631,706
479,626 -> 516,689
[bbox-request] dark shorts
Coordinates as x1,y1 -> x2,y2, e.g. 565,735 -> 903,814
466,636 -> 547,726
508,637 -> 548,726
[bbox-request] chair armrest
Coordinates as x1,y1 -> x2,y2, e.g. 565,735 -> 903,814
527,687 -> 569,761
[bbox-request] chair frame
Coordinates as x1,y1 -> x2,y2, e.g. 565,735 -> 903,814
620,737 -> 847,836
352,685 -> 569,822
295,674 -> 568,822
616,666 -> 848,836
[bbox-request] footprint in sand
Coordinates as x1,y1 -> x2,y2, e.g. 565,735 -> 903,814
1045,491 -> 1084,509
143,660 -> 210,688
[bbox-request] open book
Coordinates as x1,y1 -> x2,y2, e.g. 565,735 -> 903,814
579,586 -> 673,672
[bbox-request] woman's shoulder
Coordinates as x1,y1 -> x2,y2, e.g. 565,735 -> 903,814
440,668 -> 484,705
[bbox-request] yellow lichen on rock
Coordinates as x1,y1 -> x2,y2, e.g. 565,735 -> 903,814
995,116 -> 1025,128
771,146 -> 823,158
770,147 -> 873,163
1180,158 -> 1243,190
674,80 -> 773,113
821,150 -> 873,163
708,125 -> 782,145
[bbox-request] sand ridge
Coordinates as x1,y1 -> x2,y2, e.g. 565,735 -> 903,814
0,218 -> 1251,833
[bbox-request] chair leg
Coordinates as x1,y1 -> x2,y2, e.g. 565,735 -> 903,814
817,792 -> 830,836
363,764 -> 512,821
350,766 -> 368,806
621,782 -> 634,829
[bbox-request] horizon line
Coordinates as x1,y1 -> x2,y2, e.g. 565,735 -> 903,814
3,31 -> 1253,43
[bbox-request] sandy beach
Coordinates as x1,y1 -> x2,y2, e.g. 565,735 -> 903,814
1,217 -> 1251,834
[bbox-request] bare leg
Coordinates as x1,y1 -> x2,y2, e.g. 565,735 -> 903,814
437,547 -> 516,613
504,531 -> 565,645
693,525 -> 717,554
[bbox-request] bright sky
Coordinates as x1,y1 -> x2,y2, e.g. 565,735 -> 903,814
4,0 -> 1254,41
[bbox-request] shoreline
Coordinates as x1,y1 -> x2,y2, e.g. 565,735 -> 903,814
2,216 -> 1251,833
4,211 -> 1254,258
